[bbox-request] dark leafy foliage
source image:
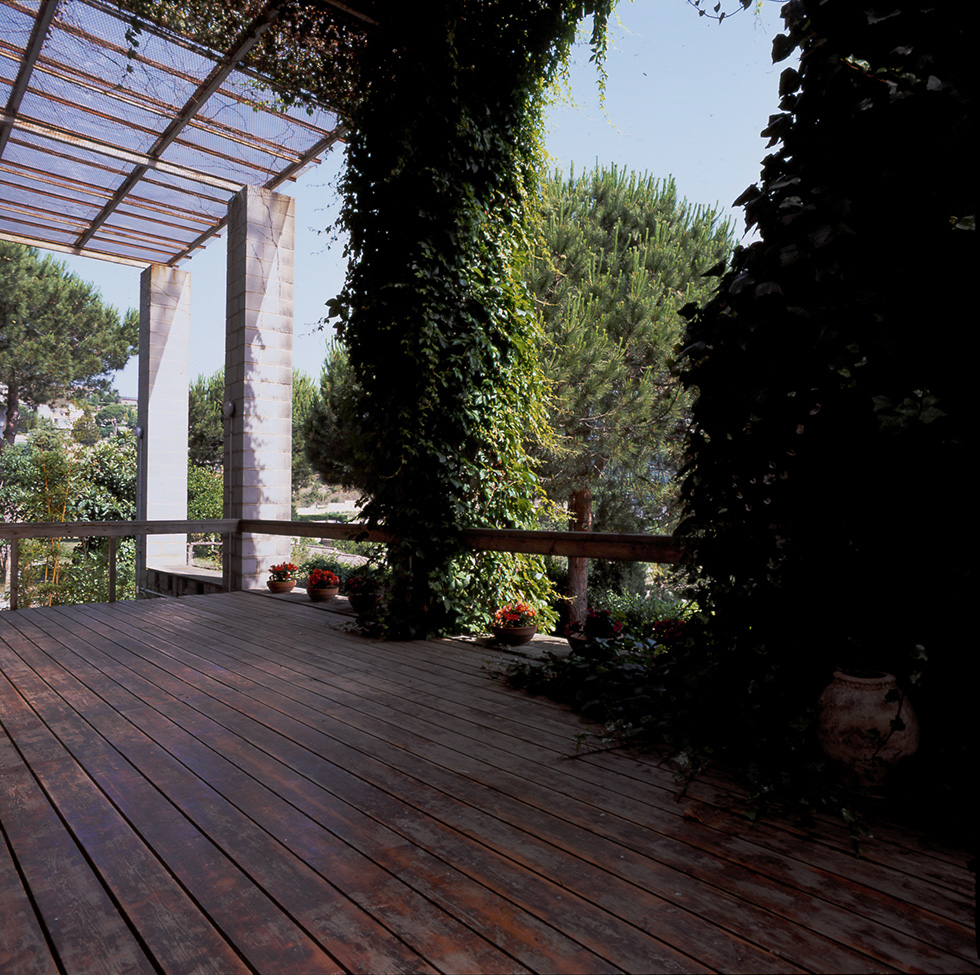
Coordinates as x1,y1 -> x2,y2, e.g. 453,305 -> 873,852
671,1 -> 974,824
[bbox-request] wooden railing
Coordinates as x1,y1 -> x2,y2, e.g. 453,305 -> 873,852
0,518 -> 686,611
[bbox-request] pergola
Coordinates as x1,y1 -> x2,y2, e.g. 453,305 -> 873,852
0,0 -> 359,589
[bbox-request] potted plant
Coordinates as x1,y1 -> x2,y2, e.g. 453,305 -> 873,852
306,567 -> 340,602
491,602 -> 538,646
565,607 -> 624,656
267,562 -> 298,593
345,571 -> 383,614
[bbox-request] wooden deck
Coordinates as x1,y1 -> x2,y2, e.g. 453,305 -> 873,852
0,592 -> 975,975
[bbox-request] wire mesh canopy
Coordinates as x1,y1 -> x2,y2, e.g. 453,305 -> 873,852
0,0 -> 347,267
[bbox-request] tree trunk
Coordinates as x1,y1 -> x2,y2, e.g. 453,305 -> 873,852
2,381 -> 19,449
567,486 -> 592,627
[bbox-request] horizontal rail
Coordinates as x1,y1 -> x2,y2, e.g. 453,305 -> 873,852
2,518 -> 687,612
461,528 -> 686,563
238,519 -> 394,544
0,519 -> 239,540
241,520 -> 686,563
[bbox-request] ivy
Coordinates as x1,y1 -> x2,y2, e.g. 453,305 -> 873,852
329,3 -> 616,637
673,1 -> 974,824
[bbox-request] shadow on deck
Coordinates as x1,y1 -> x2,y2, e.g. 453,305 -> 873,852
0,592 -> 975,974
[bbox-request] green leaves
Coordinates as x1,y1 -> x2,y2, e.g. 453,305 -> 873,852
0,243 -> 137,447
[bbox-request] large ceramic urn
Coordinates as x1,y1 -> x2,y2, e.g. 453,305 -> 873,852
817,670 -> 919,788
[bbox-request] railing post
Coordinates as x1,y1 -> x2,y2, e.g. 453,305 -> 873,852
108,535 -> 117,603
10,538 -> 18,611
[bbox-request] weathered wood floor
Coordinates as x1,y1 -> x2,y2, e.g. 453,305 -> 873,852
0,591 -> 975,974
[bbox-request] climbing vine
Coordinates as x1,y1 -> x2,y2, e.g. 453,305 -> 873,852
328,3 -> 615,637
673,1 -> 973,816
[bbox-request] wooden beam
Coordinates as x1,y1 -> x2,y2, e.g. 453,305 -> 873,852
461,528 -> 688,563
0,0 -> 59,159
0,520 -> 240,540
0,519 -> 688,566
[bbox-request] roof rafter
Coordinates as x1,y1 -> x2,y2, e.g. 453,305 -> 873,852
0,0 -> 349,267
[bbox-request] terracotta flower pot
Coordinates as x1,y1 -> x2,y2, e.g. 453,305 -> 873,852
267,579 -> 296,593
307,586 -> 339,602
817,670 -> 919,788
492,625 -> 536,646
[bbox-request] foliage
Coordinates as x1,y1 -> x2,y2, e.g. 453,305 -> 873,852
523,166 -> 733,614
188,369 -> 225,469
670,1 -> 974,818
296,554 -> 366,591
565,606 -> 624,640
502,628 -> 673,738
187,462 -> 223,551
0,243 -> 137,447
187,463 -> 223,522
71,409 -> 101,446
0,430 -> 137,606
526,166 -> 732,509
590,584 -> 692,633
95,402 -> 136,437
344,569 -> 385,597
303,342 -> 363,491
298,4 -> 618,637
291,370 -> 319,493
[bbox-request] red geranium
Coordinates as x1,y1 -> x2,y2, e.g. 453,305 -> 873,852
492,602 -> 537,628
308,568 -> 340,590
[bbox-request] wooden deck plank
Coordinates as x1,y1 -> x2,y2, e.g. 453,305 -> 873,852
43,602 -> 691,974
13,607 -> 537,975
79,594 -> 974,972
0,619 -> 347,975
0,675 -> 157,975
0,727 -> 60,975
67,601 -> 803,974
0,666 -> 252,975
1,611 -> 446,975
61,600 -> 948,969
0,592 -> 975,975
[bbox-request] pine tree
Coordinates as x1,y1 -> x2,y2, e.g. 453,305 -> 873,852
188,368 -> 225,469
525,166 -> 732,619
0,243 -> 138,448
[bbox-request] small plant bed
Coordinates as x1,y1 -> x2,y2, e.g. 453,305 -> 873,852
502,615 -> 684,745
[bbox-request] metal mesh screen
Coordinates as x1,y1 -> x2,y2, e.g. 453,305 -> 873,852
0,0 -> 344,266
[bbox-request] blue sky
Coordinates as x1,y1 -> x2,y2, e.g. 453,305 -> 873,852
59,1 -> 788,398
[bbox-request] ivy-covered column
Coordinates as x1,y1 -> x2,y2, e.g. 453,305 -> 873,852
330,3 -> 612,638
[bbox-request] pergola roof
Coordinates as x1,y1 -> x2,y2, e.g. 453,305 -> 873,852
0,0 -> 347,267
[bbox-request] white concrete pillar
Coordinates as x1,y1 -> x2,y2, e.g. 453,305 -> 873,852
224,185 -> 294,590
137,264 -> 190,585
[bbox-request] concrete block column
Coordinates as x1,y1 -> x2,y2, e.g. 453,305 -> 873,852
223,185 -> 294,590
136,264 -> 191,588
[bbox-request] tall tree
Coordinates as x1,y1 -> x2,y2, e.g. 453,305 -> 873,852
290,370 -> 320,493
303,342 -> 363,492
188,368 -> 225,469
0,243 -> 138,448
525,166 -> 732,619
189,366 -> 321,492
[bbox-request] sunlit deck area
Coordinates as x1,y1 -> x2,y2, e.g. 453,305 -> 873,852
1,592 -> 975,974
